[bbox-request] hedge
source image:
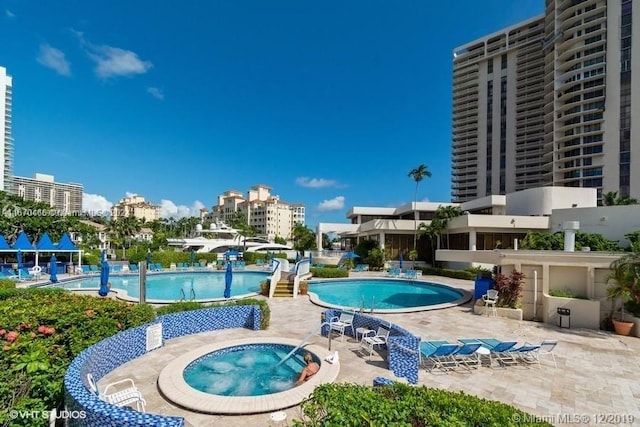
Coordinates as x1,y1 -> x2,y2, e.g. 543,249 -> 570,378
418,267 -> 476,280
310,267 -> 349,279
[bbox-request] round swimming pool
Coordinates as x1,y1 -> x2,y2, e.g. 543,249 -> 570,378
308,278 -> 470,313
158,337 -> 340,414
58,271 -> 268,302
183,343 -> 315,396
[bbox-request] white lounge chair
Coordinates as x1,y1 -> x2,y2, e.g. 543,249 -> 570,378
360,324 -> 391,360
87,373 -> 146,412
519,340 -> 557,368
329,312 -> 354,341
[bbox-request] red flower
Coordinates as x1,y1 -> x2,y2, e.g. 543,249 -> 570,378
38,325 -> 47,334
85,309 -> 94,317
45,327 -> 55,335
0,329 -> 5,336
6,331 -> 18,342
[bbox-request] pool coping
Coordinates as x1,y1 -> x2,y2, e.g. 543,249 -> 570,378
307,277 -> 472,313
157,337 -> 339,414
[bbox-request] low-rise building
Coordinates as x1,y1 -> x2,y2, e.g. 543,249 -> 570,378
110,195 -> 160,222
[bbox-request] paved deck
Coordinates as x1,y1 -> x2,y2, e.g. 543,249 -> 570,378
94,274 -> 640,426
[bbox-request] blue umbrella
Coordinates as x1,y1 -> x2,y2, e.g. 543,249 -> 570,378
309,252 -> 313,265
190,249 -> 196,266
224,261 -> 232,299
343,252 -> 359,259
17,249 -> 23,270
98,260 -> 110,297
100,249 -> 106,264
399,253 -> 403,269
49,254 -> 58,283
295,252 -> 301,263
146,251 -> 152,267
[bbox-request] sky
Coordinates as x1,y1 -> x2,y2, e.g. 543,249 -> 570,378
1,0 -> 544,228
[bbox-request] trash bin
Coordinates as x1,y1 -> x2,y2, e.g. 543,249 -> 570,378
474,274 -> 494,301
557,307 -> 571,328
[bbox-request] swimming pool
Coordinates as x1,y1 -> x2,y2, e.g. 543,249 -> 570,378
58,271 -> 269,302
308,278 -> 470,313
158,337 -> 340,414
183,343 -> 312,396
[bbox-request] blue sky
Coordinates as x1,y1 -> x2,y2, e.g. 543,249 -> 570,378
1,0 -> 543,227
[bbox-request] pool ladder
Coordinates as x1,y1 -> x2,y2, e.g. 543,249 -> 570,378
359,296 -> 375,313
274,322 -> 333,368
179,286 -> 196,302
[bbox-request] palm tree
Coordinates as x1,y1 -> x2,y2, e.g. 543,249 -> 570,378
418,218 -> 444,267
408,164 -> 432,254
435,205 -> 462,249
603,190 -> 639,206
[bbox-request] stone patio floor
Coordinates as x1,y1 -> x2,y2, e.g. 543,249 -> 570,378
96,274 -> 640,426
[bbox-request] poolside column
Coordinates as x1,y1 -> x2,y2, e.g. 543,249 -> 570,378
469,229 -> 477,251
379,233 -> 385,251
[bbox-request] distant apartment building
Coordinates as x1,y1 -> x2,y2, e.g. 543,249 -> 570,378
10,173 -> 83,213
1,66 -> 13,192
72,220 -> 110,252
207,184 -> 306,241
452,0 -> 639,204
110,195 -> 160,222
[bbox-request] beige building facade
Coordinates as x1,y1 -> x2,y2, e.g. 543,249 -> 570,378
110,195 -> 160,222
10,173 -> 83,213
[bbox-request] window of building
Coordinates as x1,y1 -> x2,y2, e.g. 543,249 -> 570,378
501,54 -> 507,69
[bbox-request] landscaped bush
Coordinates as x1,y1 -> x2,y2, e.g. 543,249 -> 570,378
0,278 -> 16,290
310,267 -> 349,278
0,289 -> 156,426
549,289 -> 588,300
418,267 -> 476,280
494,270 -> 524,309
294,383 -> 551,426
155,297 -> 271,330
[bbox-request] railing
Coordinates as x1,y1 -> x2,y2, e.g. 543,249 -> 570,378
268,259 -> 282,298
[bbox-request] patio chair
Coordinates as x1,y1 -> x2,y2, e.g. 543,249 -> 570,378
112,265 -> 122,273
87,373 -> 146,412
155,263 -> 164,271
89,265 -> 100,274
329,312 -> 355,341
19,268 -> 36,281
482,289 -> 499,316
519,340 -> 557,368
129,264 -> 139,273
452,341 -> 483,369
360,324 -> 391,360
476,338 -> 519,366
419,341 -> 461,372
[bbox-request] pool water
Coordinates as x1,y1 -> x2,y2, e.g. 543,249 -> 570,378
310,279 -> 462,310
59,272 -> 268,301
183,344 -> 311,396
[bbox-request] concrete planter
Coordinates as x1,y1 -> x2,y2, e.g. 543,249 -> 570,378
473,303 -> 523,321
543,294 -> 600,330
626,315 -> 640,338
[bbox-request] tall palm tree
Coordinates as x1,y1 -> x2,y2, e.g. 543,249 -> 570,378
408,164 -> 432,253
436,205 -> 463,249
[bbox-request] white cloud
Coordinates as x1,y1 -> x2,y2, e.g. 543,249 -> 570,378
125,191 -> 137,198
73,30 -> 152,78
317,196 -> 345,212
296,177 -> 337,188
160,199 -> 206,219
37,44 -> 71,76
82,193 -> 113,216
146,87 -> 164,100
6,9 -> 15,18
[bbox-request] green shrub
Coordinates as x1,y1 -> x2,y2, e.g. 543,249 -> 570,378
0,278 -> 16,290
294,383 -> 551,426
0,290 -> 155,426
310,267 -> 349,278
419,267 -> 476,280
549,289 -> 589,300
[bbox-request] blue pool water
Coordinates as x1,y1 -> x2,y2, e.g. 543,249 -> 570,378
310,279 -> 463,310
183,344 -> 312,396
59,272 -> 268,301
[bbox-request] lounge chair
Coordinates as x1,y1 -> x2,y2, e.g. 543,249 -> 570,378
19,268 -> 36,281
129,264 -> 139,273
89,265 -> 100,274
155,263 -> 163,271
112,265 -> 122,273
255,259 -> 265,267
1,269 -> 18,279
419,341 -> 460,372
517,340 -> 557,368
329,312 -> 355,341
87,374 -> 146,412
452,341 -> 483,369
29,265 -> 43,280
81,265 -> 92,275
360,324 -> 391,360
475,338 -> 519,366
405,269 -> 418,279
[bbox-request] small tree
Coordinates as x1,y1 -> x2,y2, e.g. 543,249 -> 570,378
493,270 -> 525,308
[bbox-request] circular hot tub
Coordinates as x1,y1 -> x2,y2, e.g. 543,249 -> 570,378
158,337 -> 339,414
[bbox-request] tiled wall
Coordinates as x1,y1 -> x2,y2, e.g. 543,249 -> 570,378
321,309 -> 419,384
64,306 -> 262,426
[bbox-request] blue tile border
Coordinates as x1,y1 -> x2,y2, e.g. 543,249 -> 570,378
64,305 -> 262,426
321,309 -> 419,384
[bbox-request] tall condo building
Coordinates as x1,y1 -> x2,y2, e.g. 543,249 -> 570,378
452,0 -> 639,203
0,66 -> 13,192
11,173 -> 83,213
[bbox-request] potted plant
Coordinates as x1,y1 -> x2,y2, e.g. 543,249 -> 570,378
606,251 -> 640,336
299,281 -> 309,295
260,281 -> 270,296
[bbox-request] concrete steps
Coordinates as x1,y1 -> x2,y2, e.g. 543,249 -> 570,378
273,280 -> 294,298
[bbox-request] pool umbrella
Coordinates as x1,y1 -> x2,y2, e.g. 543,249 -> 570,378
190,249 -> 196,266
343,252 -> 359,259
98,259 -> 110,297
399,253 -> 403,269
17,250 -> 23,279
100,249 -> 106,264
49,254 -> 58,283
309,252 -> 313,265
224,261 -> 232,299
295,252 -> 301,263
146,250 -> 152,268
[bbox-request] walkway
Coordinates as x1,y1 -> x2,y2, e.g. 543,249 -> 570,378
98,275 -> 640,426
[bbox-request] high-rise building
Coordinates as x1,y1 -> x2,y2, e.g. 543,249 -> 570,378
11,173 -> 83,213
452,0 -> 639,204
0,66 -> 13,192
207,184 -> 305,241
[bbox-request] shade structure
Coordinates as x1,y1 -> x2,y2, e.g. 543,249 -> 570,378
36,232 -> 56,250
224,261 -> 232,299
98,260 -> 110,297
49,254 -> 58,283
0,235 -> 10,250
343,252 -> 360,259
17,249 -> 23,269
399,253 -> 403,269
224,249 -> 239,260
13,231 -> 35,251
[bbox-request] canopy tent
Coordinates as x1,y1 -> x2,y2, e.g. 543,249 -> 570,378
0,235 -> 10,251
12,231 -> 35,252
0,232 -> 82,273
55,233 -> 82,269
34,232 -> 57,268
